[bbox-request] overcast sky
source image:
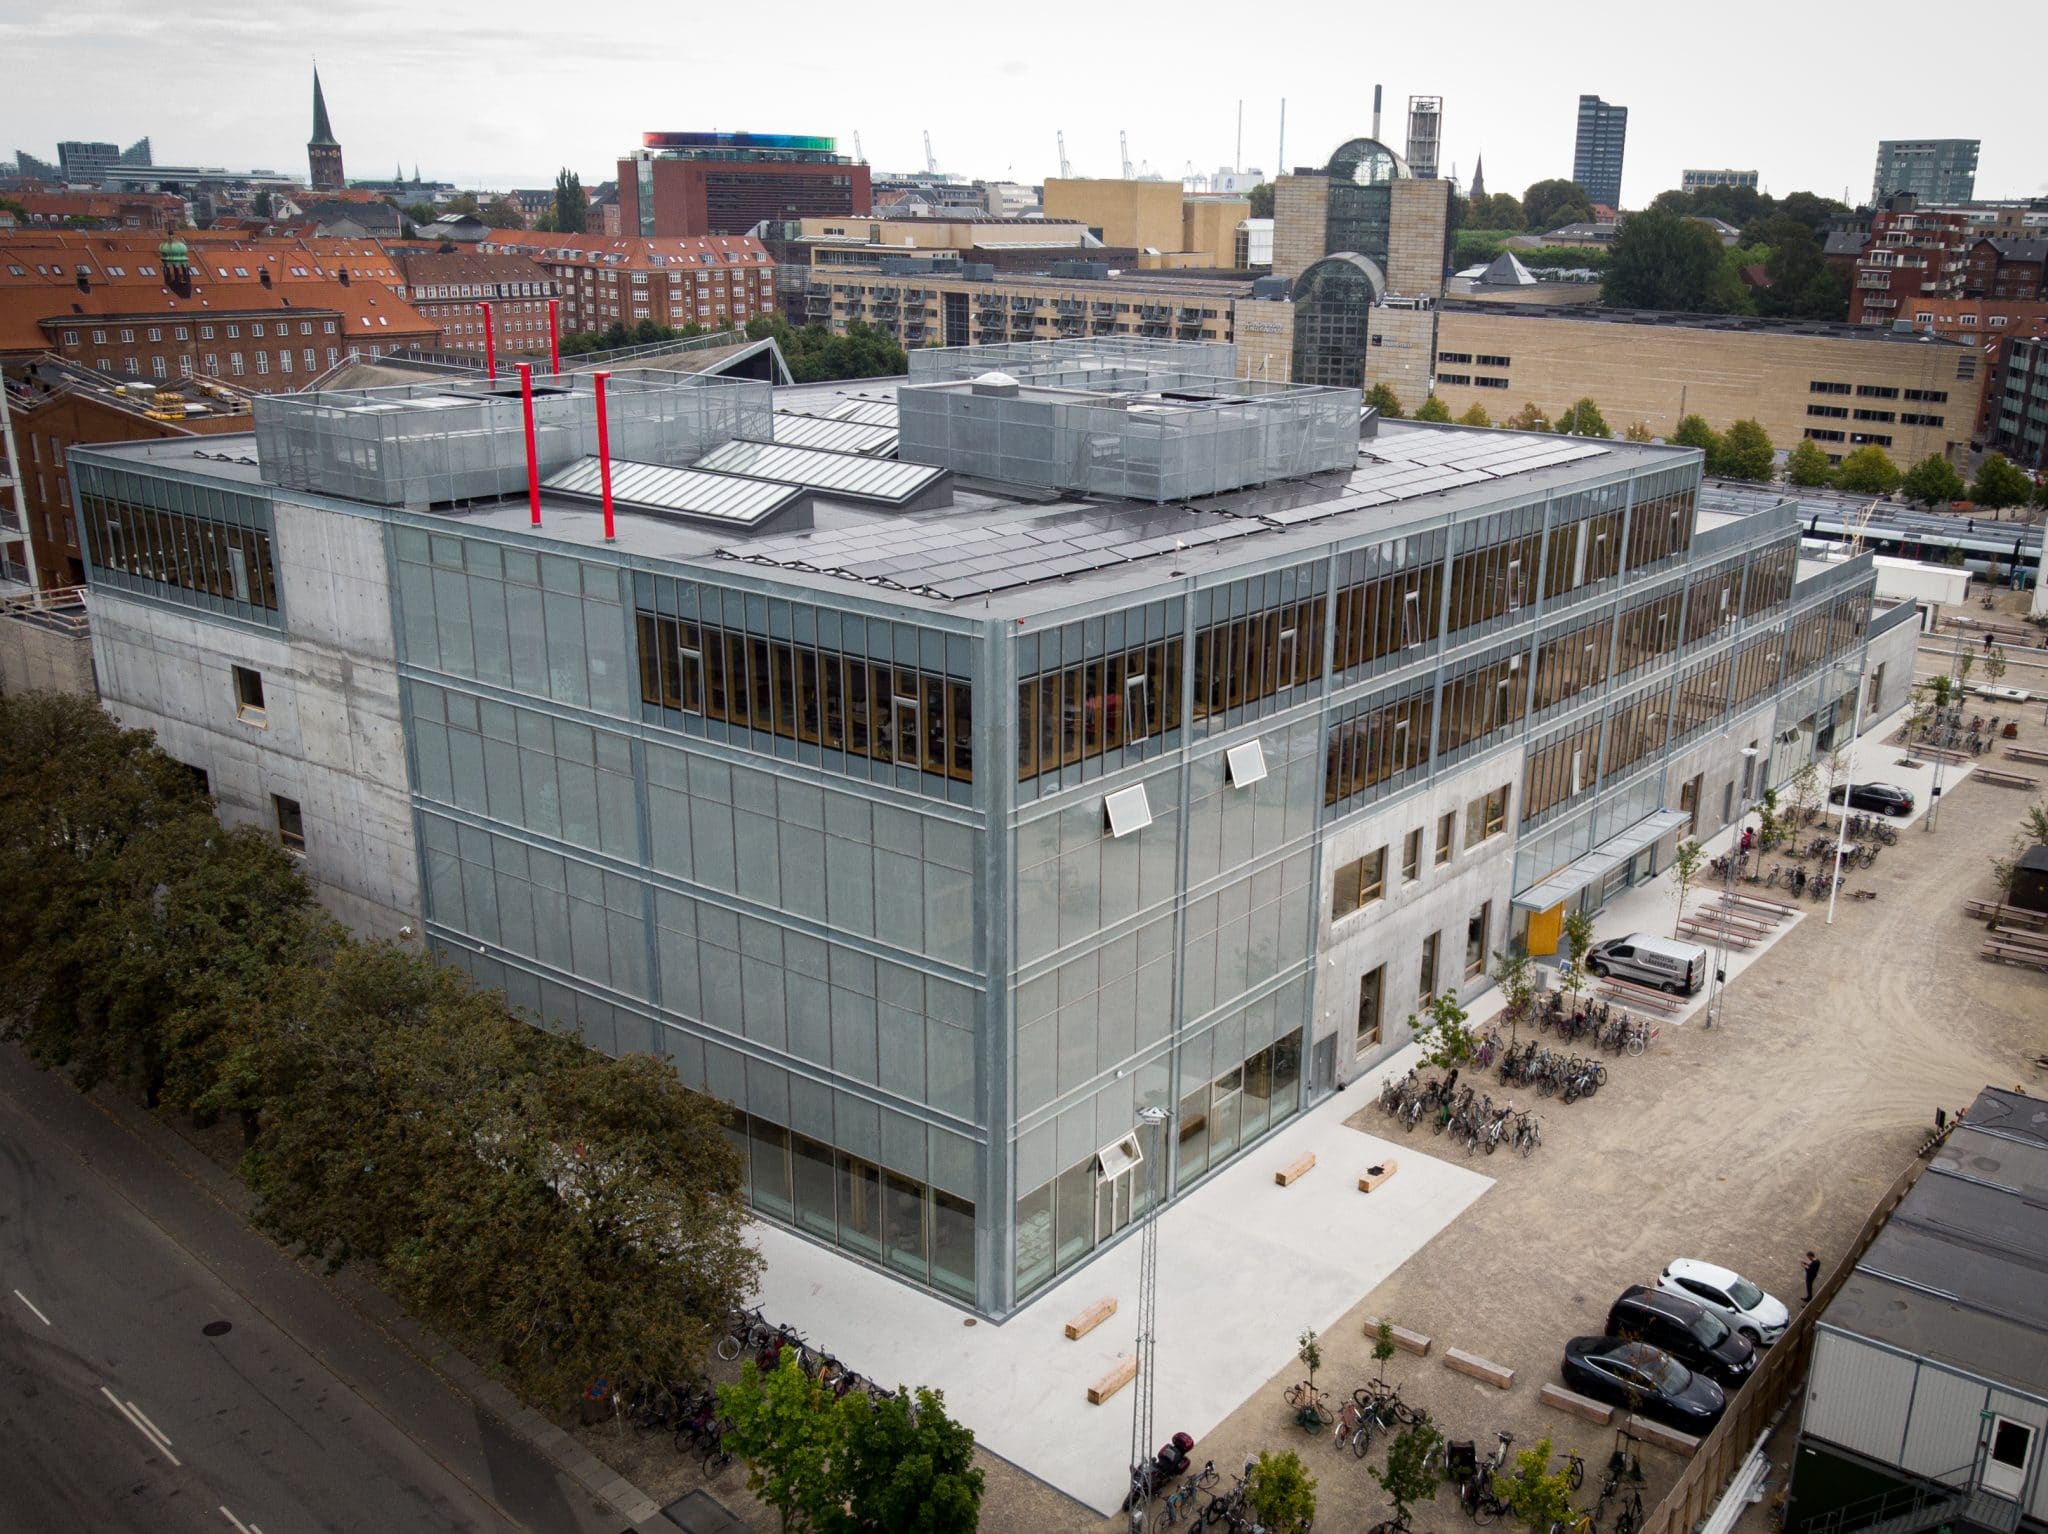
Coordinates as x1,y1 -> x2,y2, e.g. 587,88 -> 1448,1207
6,2 -> 2043,207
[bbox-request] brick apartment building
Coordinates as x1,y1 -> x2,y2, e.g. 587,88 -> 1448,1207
0,231 -> 439,388
1848,197 -> 1973,327
1,359 -> 252,588
474,230 -> 775,339
1,191 -> 187,234
618,132 -> 869,238
391,247 -> 561,357
1960,237 -> 2047,301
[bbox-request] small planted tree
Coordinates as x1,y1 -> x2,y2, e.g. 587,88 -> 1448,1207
1670,838 -> 1705,936
717,1351 -> 842,1534
1985,646 -> 2008,686
1372,1419 -> 1448,1523
2025,804 -> 2048,847
1559,908 -> 1597,1013
1753,786 -> 1783,852
1490,940 -> 1536,1042
1297,1327 -> 1323,1393
1246,1449 -> 1319,1534
1372,1318 -> 1400,1382
1787,760 -> 1821,826
1989,834 -> 2027,925
1408,990 -> 1475,1070
1366,382 -> 1405,419
1415,394 -> 1454,423
1497,1438 -> 1578,1534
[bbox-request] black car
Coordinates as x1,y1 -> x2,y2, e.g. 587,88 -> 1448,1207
1606,1286 -> 1757,1390
1828,782 -> 1913,816
1561,1337 -> 1727,1432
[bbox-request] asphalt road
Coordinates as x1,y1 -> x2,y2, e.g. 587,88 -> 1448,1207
0,1045 -> 624,1534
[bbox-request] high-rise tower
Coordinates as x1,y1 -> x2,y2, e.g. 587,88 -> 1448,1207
307,69 -> 345,192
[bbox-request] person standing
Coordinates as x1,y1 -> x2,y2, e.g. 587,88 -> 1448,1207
1803,1250 -> 1821,1303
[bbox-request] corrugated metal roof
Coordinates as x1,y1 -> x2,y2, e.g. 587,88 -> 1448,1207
769,412 -> 898,455
540,456 -> 800,526
693,439 -> 944,504
824,398 -> 900,427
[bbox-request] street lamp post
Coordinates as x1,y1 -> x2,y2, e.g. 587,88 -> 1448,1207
1925,636 -> 1964,834
1127,1104 -> 1171,1533
1826,666 -> 1868,926
1708,745 -> 1760,1030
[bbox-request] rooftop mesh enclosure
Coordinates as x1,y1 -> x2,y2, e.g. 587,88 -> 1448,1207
251,369 -> 771,508
905,336 -> 1238,390
897,372 -> 1361,502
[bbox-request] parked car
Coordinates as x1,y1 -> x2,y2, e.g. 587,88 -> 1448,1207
1657,1258 -> 1789,1345
1828,782 -> 1913,816
1586,933 -> 1708,995
1561,1337 -> 1728,1431
1606,1285 -> 1758,1388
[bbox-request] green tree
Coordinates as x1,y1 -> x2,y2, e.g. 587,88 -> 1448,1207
1372,1318 -> 1400,1379
551,168 -> 586,234
1245,1449 -> 1318,1532
404,200 -> 436,226
1624,419 -> 1655,442
1372,1420 -> 1447,1523
834,1385 -> 984,1534
1784,437 -> 1836,488
1415,394 -> 1452,423
1560,908 -> 1596,1013
1247,182 -> 1274,219
1297,1327 -> 1324,1390
2023,804 -> 2048,847
1602,210 -> 1722,311
1554,397 -> 1611,438
744,315 -> 906,382
1671,839 -> 1705,937
1787,760 -> 1821,826
1474,192 -> 1524,230
1989,834 -> 2029,924
1366,382 -> 1405,419
1505,402 -> 1550,432
1777,190 -> 1852,233
1901,454 -> 1966,508
1672,413 -> 1722,471
1835,445 -> 1901,495
1497,1438 -> 1577,1534
251,189 -> 273,217
718,1352 -> 844,1534
1491,942 -> 1536,1041
1970,453 -> 2032,510
1719,418 -> 1776,481
1408,990 -> 1475,1070
2034,475 -> 2048,510
479,198 -> 526,229
1702,250 -> 1759,315
1522,179 -> 1595,233
1457,403 -> 1492,427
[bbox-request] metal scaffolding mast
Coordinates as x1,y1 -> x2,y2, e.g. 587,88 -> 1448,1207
1126,1104 -> 1169,1530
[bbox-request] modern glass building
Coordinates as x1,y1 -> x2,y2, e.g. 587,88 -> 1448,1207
70,342 -> 1912,1319
1872,139 -> 1979,206
1573,95 -> 1629,209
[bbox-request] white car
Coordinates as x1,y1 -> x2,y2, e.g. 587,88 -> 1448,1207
1657,1259 -> 1790,1345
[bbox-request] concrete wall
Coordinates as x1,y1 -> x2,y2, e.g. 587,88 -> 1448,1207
1042,179 -> 1184,253
86,500 -> 418,937
1183,198 -> 1251,268
0,613 -> 95,697
1364,305 -> 1439,413
1271,175 -> 1330,283
1233,301 -> 1295,383
1432,310 -> 1976,466
1386,179 -> 1449,298
1864,610 -> 1921,722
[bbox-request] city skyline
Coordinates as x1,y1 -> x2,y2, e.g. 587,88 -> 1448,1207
5,1 -> 2045,208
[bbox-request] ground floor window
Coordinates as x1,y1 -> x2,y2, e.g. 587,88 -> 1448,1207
728,1108 -> 974,1303
1418,933 -> 1440,1005
1465,903 -> 1490,978
1176,1027 -> 1303,1195
1356,966 -> 1384,1055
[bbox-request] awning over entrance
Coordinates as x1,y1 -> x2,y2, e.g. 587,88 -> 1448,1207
1512,808 -> 1693,911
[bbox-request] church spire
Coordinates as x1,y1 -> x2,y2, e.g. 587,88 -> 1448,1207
310,69 -> 337,147
1470,153 -> 1486,202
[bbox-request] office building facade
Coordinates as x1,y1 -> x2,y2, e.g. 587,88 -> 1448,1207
1872,140 -> 1979,205
70,340 -> 1906,1319
620,133 -> 870,239
1987,335 -> 2048,470
1681,169 -> 1758,193
1573,96 -> 1629,209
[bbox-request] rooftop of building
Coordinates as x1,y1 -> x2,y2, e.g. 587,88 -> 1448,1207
1820,1087 -> 2048,1398
389,247 -> 556,287
5,353 -> 256,426
1437,298 -> 1975,344
473,230 -> 772,270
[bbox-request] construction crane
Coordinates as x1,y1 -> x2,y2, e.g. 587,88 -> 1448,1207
1056,131 -> 1070,179
923,130 -> 936,175
1120,130 -> 1132,180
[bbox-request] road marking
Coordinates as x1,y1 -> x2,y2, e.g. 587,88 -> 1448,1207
11,1289 -> 51,1326
100,1384 -> 182,1467
220,1508 -> 264,1534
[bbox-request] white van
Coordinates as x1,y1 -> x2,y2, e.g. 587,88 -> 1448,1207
1587,932 -> 1708,995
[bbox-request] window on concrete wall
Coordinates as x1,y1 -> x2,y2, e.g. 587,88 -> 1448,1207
1465,903 -> 1490,979
1331,847 -> 1386,920
1435,811 -> 1455,866
272,794 -> 304,853
1466,785 -> 1509,845
1402,827 -> 1422,883
1419,932 -> 1440,1005
232,664 -> 266,724
1356,965 -> 1385,1054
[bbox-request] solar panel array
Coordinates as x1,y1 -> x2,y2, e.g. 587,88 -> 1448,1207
715,428 -> 1616,602
693,439 -> 945,505
540,457 -> 801,527
769,413 -> 898,456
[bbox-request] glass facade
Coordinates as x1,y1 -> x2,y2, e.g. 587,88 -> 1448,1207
76,466 -> 282,628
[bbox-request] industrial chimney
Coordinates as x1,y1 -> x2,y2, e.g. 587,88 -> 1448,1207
1372,84 -> 1382,141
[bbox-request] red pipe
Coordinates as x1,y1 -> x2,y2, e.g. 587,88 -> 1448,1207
518,363 -> 541,526
593,370 -> 616,542
481,302 -> 496,379
548,297 -> 560,375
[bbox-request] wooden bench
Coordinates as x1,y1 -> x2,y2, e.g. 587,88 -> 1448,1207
2006,746 -> 2048,766
1679,917 -> 1755,949
1363,1317 -> 1432,1357
1627,1414 -> 1702,1457
1982,942 -> 2048,972
1357,1158 -> 1399,1193
1065,1296 -> 1117,1341
1974,768 -> 2040,790
1444,1348 -> 1514,1389
1087,1355 -> 1138,1404
1275,1153 -> 1317,1187
1719,891 -> 1796,922
1964,900 -> 2048,930
1700,905 -> 1775,937
1540,1383 -> 1615,1425
1596,978 -> 1685,1014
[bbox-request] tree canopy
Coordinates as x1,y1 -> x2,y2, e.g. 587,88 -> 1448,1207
1469,192 -> 1524,230
1834,445 -> 1901,496
1602,210 -> 1724,310
745,315 -> 908,383
1521,179 -> 1594,233
1970,453 -> 2032,509
1246,182 -> 1274,219
1719,419 -> 1776,481
1784,438 -> 1835,488
1365,382 -> 1405,419
552,168 -> 586,234
1901,454 -> 1965,508
1456,403 -> 1492,427
1414,394 -> 1452,423
1554,398 -> 1611,438
479,198 -> 526,230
